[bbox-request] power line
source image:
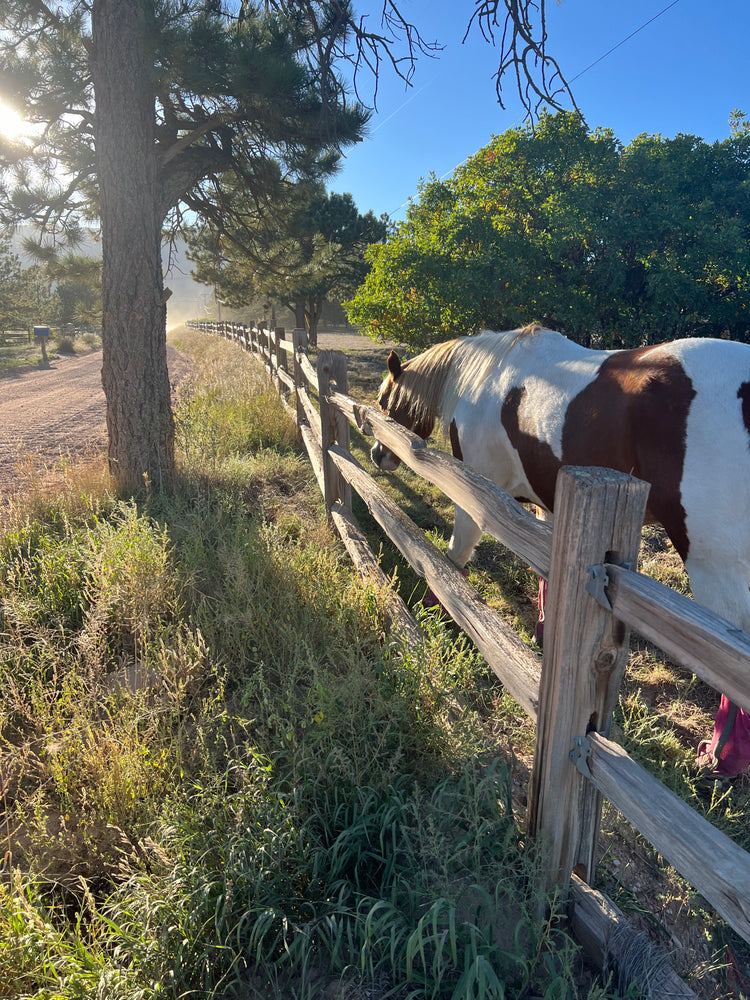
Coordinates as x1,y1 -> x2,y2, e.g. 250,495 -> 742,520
569,0 -> 682,83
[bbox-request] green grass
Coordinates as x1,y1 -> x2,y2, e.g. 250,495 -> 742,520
0,327 -> 618,1000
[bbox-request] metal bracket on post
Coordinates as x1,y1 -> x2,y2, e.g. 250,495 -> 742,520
586,558 -> 632,612
586,564 -> 612,610
569,736 -> 592,778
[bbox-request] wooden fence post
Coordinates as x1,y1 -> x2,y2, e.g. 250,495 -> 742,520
317,349 -> 352,517
292,329 -> 306,444
527,466 -> 650,896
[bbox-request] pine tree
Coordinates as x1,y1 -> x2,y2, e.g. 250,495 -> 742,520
0,1 -> 366,491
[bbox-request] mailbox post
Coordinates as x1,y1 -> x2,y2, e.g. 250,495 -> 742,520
33,325 -> 51,365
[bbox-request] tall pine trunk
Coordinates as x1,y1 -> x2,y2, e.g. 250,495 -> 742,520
91,0 -> 174,494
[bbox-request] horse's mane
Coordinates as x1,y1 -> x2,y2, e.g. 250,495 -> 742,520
389,338 -> 461,434
443,326 -> 542,422
390,326 -> 542,434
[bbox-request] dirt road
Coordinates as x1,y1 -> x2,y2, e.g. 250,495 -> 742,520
0,346 -> 195,502
0,331 -> 387,504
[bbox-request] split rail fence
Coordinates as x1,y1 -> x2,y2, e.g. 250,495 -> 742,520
189,320 -> 750,993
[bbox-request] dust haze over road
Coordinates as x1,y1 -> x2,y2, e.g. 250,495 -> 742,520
0,346 -> 194,502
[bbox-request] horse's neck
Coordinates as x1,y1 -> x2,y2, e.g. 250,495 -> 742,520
442,331 -> 522,419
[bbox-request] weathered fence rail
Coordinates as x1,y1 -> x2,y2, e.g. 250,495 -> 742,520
188,319 -> 750,993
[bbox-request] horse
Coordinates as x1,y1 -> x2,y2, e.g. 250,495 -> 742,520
370,325 -> 750,777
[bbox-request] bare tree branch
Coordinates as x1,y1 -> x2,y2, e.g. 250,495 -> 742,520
464,0 -> 577,118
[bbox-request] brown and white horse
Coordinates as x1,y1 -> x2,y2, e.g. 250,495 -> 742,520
371,325 -> 750,776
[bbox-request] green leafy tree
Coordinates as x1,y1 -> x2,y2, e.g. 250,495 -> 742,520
188,181 -> 387,345
348,111 -> 750,349
21,242 -> 102,327
50,254 -> 102,328
19,263 -> 56,328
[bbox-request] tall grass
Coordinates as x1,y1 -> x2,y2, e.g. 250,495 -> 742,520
0,328 -> 614,999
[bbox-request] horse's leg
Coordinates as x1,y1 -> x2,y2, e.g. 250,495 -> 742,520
686,560 -> 750,778
446,505 -> 482,569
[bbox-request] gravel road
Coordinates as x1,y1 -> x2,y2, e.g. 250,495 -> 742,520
0,346 -> 195,503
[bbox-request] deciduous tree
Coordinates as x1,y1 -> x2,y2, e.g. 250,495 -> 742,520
348,112 -> 750,349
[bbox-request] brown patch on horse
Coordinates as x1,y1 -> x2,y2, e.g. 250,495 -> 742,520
502,347 -> 697,560
738,383 -> 750,445
377,339 -> 461,440
561,348 -> 696,558
501,386 -> 562,509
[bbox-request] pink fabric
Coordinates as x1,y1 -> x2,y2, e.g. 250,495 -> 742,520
697,695 -> 750,778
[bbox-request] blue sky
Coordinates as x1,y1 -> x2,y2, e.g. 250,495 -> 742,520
333,0 -> 749,221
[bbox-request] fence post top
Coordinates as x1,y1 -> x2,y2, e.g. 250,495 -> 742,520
558,465 -> 649,491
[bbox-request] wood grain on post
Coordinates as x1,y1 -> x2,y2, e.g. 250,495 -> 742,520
317,350 -> 352,517
527,466 -> 650,893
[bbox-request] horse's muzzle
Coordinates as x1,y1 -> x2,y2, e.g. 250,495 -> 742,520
371,440 -> 402,472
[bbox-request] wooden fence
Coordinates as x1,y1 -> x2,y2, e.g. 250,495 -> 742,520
188,319 -> 750,993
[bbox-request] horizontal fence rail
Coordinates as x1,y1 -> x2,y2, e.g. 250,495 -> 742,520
189,319 -> 750,994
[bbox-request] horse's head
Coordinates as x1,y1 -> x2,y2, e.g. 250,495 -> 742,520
371,350 -> 407,471
371,343 -> 449,471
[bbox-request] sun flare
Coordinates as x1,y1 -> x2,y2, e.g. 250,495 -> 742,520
0,101 -> 28,140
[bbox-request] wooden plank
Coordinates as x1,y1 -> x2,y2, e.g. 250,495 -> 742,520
330,501 -> 423,649
331,392 -> 552,578
292,329 -> 306,444
570,876 -> 699,999
298,386 -> 322,441
528,467 -> 650,891
327,443 -> 541,718
280,396 -> 296,421
298,352 -> 318,392
587,733 -> 750,943
277,367 -> 295,391
605,564 -> 750,713
273,326 -> 289,382
300,423 -> 324,495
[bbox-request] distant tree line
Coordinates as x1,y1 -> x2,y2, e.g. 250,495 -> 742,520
0,242 -> 101,335
347,111 -> 750,350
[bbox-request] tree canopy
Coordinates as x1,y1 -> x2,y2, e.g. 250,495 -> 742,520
187,180 -> 387,344
0,245 -> 30,333
347,112 -> 750,350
